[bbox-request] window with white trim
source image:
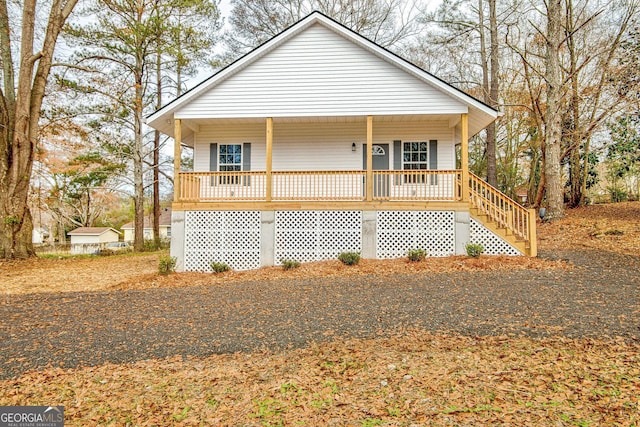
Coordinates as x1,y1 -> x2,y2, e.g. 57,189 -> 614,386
219,144 -> 242,172
403,141 -> 428,183
219,144 -> 242,184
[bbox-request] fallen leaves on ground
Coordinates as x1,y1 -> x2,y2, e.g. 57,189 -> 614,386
538,201 -> 640,255
111,255 -> 566,292
0,252 -> 566,296
1,332 -> 637,426
0,253 -> 159,295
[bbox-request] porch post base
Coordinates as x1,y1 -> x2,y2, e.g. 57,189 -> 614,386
260,211 -> 276,267
454,211 -> 470,255
170,210 -> 186,272
361,210 -> 377,259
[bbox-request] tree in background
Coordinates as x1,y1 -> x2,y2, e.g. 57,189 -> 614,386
0,0 -> 80,258
418,0 -> 516,188
151,0 -> 220,247
223,0 -> 419,63
62,0 -> 220,251
607,114 -> 640,201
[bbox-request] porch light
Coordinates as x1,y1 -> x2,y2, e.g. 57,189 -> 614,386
352,142 -> 356,152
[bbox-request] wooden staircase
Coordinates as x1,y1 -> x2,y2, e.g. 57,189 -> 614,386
468,173 -> 537,256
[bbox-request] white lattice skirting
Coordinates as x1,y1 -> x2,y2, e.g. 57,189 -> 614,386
469,218 -> 522,255
275,211 -> 362,264
184,211 -> 261,271
376,211 -> 455,258
179,210 -> 522,271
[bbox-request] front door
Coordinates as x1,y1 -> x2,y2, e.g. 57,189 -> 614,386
363,144 -> 389,198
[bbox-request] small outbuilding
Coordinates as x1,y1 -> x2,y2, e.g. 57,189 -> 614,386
121,208 -> 172,242
68,227 -> 121,254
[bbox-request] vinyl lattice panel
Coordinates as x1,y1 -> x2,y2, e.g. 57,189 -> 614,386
275,211 -> 362,264
376,211 -> 455,258
184,211 -> 261,271
470,218 -> 522,255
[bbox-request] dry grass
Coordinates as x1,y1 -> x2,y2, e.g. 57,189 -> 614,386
538,201 -> 640,255
1,333 -> 637,426
2,202 -> 639,425
0,253 -> 158,295
1,249 -> 566,297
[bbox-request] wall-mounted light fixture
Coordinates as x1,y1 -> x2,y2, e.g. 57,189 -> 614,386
352,142 -> 356,152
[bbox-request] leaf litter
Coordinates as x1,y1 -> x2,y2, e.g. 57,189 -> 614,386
1,332 -> 638,426
1,201 -> 639,425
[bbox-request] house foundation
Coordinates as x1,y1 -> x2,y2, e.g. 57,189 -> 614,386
171,209 -> 522,272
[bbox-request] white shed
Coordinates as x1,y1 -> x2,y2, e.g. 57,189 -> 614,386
68,227 -> 121,254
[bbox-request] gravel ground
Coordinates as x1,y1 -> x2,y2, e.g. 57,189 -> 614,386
1,249 -> 639,380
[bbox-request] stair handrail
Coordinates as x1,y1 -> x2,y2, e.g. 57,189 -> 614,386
468,172 -> 536,254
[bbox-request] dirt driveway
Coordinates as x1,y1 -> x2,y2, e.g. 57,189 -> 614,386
1,248 -> 638,380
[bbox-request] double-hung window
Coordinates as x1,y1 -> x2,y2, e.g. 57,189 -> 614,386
403,141 -> 428,183
219,144 -> 242,184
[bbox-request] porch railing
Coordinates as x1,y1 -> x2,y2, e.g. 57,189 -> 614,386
272,171 -> 365,201
177,170 -> 463,202
371,170 -> 462,201
469,172 -> 536,255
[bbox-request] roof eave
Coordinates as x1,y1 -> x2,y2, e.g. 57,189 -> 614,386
146,11 -> 499,133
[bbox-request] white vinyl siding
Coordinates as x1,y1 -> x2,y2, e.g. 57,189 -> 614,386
192,120 -> 454,172
194,123 -> 266,171
176,24 -> 467,119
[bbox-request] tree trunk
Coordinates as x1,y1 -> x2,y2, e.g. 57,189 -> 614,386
133,66 -> 145,252
487,0 -> 499,187
543,0 -> 565,220
478,0 -> 499,187
566,0 -> 582,208
0,0 -> 78,259
153,50 -> 161,248
0,186 -> 35,259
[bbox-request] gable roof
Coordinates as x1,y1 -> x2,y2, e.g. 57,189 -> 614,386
68,227 -> 121,236
147,11 -> 498,137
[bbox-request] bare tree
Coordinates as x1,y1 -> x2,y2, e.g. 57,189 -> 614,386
223,0 -> 419,62
543,0 -> 565,220
0,0 -> 80,259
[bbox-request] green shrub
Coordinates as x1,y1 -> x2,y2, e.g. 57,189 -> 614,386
210,261 -> 231,273
281,259 -> 301,270
338,251 -> 361,266
407,248 -> 427,262
143,238 -> 171,252
158,255 -> 177,275
465,243 -> 484,258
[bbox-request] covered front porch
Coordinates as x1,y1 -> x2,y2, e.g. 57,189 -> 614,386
169,113 -> 536,258
171,114 -> 473,207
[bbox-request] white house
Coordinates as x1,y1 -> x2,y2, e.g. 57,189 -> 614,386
147,12 -> 537,271
32,227 -> 49,244
68,227 -> 121,254
121,208 -> 172,242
